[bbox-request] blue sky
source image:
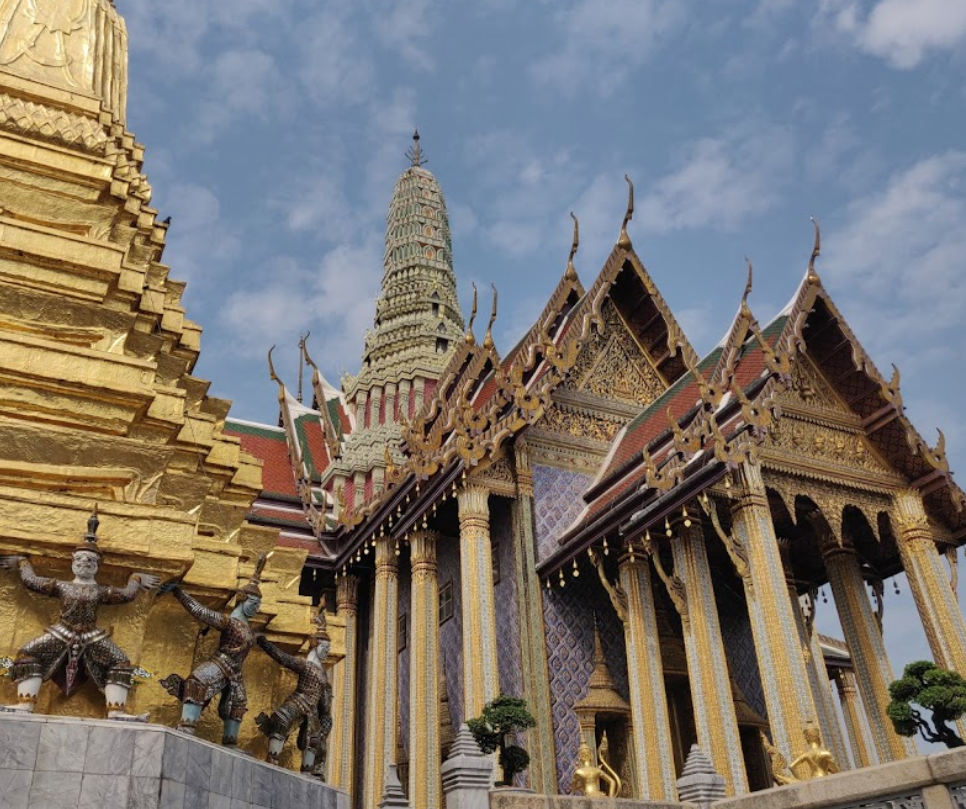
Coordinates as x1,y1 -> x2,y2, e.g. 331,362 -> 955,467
123,0 -> 966,697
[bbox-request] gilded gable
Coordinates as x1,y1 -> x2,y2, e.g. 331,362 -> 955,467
565,300 -> 665,408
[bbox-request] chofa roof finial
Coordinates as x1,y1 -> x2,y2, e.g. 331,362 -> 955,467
566,212 -> 580,280
808,216 -> 821,283
618,175 -> 634,249
484,284 -> 498,349
407,129 -> 427,168
465,283 -> 478,344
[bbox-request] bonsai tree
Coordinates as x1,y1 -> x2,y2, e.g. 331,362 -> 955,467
467,695 -> 537,785
887,660 -> 966,748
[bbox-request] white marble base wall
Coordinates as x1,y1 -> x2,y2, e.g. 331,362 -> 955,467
0,713 -> 349,809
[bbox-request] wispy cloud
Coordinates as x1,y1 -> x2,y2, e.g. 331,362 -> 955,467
818,0 -> 966,69
530,0 -> 686,94
637,125 -> 796,233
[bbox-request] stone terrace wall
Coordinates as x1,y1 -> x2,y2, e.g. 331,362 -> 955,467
0,713 -> 349,809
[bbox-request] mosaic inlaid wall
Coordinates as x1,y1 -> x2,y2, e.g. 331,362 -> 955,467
542,569 -> 629,794
438,534 -> 464,733
714,573 -> 767,721
492,499 -> 524,700
397,555 -> 411,759
533,464 -> 593,563
354,577 -> 372,808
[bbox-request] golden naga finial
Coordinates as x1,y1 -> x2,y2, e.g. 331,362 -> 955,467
268,345 -> 285,402
465,283 -> 478,345
566,212 -> 580,280
618,175 -> 634,249
484,284 -> 498,349
808,216 -> 821,283
297,331 -> 310,403
743,256 -> 754,308
406,129 -> 427,167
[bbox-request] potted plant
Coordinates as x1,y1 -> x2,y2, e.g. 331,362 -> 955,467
467,695 -> 537,786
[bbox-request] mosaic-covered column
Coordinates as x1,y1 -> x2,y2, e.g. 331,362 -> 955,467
820,541 -> 915,761
458,484 -> 499,719
777,537 -> 849,770
511,441 -> 557,792
618,551 -> 677,800
894,489 -> 966,675
730,462 -> 818,767
409,530 -> 441,809
671,524 -> 748,795
331,574 -> 360,792
832,668 -> 875,768
363,538 -> 399,809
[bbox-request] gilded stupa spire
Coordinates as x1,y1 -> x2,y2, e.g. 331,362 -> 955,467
407,129 -> 428,168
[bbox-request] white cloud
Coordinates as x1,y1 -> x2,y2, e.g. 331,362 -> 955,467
637,125 -> 796,233
530,0 -> 686,94
819,0 -> 966,68
368,0 -> 436,71
161,183 -> 240,285
194,49 -> 284,142
824,151 -> 966,363
298,7 -> 376,106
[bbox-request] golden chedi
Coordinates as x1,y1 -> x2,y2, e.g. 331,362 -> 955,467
0,0 -> 328,764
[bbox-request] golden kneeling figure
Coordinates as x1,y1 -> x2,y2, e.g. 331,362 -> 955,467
572,733 -> 621,798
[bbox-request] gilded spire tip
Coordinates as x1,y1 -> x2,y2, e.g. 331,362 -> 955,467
407,128 -> 427,168
618,175 -> 634,249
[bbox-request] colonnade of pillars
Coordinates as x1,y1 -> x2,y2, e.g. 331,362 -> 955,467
330,469 -> 966,807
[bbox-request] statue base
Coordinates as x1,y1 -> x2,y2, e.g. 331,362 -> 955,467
0,712 -> 349,809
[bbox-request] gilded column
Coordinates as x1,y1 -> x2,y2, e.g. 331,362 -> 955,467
511,442 -> 557,792
409,531 -> 441,809
820,541 -> 915,761
457,484 -> 500,718
670,524 -> 748,795
331,575 -> 360,792
730,462 -> 817,767
363,539 -> 399,809
618,552 -> 677,800
832,669 -> 875,768
893,489 -> 966,675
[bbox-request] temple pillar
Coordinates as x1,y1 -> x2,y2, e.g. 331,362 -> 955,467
371,387 -> 383,426
893,489 -> 966,675
618,552 -> 677,800
730,462 -> 817,766
511,441 -> 557,792
363,539 -> 399,809
457,484 -> 499,719
356,390 -> 368,427
331,575 -> 360,792
414,378 -> 426,414
832,669 -> 875,768
805,627 -> 851,769
385,382 -> 397,423
671,524 -> 748,795
820,541 -> 915,761
399,379 -> 412,419
410,531 -> 441,809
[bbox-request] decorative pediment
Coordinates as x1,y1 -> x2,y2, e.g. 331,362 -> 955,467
765,417 -> 897,479
778,357 -> 852,418
565,300 -> 665,408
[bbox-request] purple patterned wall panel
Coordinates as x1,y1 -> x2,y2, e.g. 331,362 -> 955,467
532,465 -> 593,563
542,570 -> 628,794
492,500 -> 524,700
438,534 -> 464,733
397,557 -> 411,758
714,574 -> 767,721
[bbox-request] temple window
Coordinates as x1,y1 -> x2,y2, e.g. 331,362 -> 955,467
439,581 -> 453,624
436,338 -> 448,353
397,613 -> 407,653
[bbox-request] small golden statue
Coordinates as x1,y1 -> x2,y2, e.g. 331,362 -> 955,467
789,722 -> 839,779
571,732 -> 621,798
760,731 -> 797,786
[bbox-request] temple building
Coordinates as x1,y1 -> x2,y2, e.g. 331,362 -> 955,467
1,2 -> 965,808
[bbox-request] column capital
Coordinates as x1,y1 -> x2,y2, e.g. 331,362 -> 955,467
337,574 -> 361,613
893,489 -> 930,533
375,537 -> 399,578
458,484 -> 490,519
410,530 -> 440,577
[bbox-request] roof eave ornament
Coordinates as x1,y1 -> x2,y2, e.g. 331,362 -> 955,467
617,175 -> 634,249
484,284 -> 498,350
465,283 -> 478,345
268,345 -> 285,404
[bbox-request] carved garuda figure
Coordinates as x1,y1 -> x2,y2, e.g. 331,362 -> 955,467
255,601 -> 333,777
160,553 -> 268,745
0,508 -> 160,718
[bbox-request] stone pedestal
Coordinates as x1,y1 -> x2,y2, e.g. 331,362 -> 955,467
441,724 -> 494,809
0,713 -> 348,809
